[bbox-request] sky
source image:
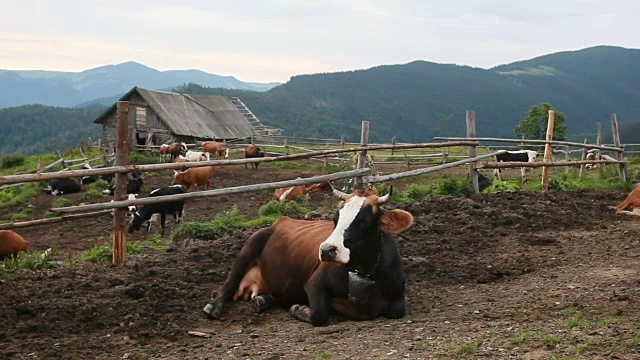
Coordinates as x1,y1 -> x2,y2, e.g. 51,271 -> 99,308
0,0 -> 638,83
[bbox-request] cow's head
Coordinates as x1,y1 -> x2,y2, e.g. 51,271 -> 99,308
128,211 -> 144,233
172,170 -> 185,186
319,184 -> 413,264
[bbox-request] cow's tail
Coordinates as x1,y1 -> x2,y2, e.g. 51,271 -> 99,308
204,226 -> 274,319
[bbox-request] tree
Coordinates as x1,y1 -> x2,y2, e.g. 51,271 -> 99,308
514,103 -> 567,141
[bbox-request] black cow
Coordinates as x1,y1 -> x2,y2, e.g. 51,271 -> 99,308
494,150 -> 538,181
128,185 -> 186,237
203,185 -> 414,326
80,175 -> 98,185
44,179 -> 82,196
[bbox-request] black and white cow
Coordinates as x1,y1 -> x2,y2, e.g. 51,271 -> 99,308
585,149 -> 617,170
494,150 -> 538,181
128,185 -> 186,237
44,179 -> 82,196
82,163 -> 114,183
103,176 -> 144,196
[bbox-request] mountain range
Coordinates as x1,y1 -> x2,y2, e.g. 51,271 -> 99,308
1,45 -> 640,155
0,61 -> 279,109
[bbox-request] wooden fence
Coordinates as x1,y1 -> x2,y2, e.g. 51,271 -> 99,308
0,107 -> 633,262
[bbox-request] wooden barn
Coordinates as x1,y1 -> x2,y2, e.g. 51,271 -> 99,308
94,87 -> 279,151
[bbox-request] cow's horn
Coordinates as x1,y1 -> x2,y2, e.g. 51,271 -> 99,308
378,186 -> 393,205
329,182 -> 349,200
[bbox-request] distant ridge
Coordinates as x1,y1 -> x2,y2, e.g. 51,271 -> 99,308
0,61 -> 280,109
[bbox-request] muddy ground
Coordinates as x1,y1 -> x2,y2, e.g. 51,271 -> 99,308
1,164 -> 640,359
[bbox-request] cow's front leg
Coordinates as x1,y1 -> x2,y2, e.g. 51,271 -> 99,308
290,281 -> 330,326
381,296 -> 405,319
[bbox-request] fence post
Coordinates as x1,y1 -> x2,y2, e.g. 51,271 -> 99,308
541,110 -> 555,191
283,138 -> 289,155
391,135 -> 396,155
340,135 -> 345,149
579,138 -> 589,177
355,121 -> 370,189
466,111 -> 479,193
55,151 -> 67,170
113,101 -> 129,264
596,122 -> 602,146
564,145 -> 570,173
611,113 -> 626,182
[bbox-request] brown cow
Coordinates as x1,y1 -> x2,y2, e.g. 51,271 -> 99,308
610,184 -> 640,212
202,141 -> 229,159
273,184 -> 308,202
165,142 -> 188,160
245,145 -> 265,170
159,144 -> 170,162
172,166 -> 215,192
204,184 -> 414,326
0,230 -> 30,260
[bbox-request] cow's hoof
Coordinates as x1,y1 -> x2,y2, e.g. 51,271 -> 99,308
203,301 -> 223,319
289,304 -> 310,321
254,295 -> 274,313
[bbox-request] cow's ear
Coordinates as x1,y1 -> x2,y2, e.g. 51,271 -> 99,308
379,209 -> 414,233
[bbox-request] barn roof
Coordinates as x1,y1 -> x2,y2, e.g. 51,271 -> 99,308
94,87 -> 256,140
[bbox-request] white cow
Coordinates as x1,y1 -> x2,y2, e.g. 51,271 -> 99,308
185,150 -> 210,162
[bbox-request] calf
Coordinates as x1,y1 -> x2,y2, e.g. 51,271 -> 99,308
185,150 -> 210,162
172,166 -> 215,192
494,150 -> 537,181
476,170 -> 494,192
128,185 -> 187,237
204,184 -> 414,326
44,179 -> 81,196
0,230 -> 30,260
202,141 -> 229,160
245,145 -> 265,170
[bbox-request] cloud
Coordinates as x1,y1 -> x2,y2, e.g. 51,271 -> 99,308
0,0 -> 639,81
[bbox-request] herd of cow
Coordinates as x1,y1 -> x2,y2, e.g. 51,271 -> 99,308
2,147 -> 637,327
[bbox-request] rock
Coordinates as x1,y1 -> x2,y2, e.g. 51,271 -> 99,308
124,285 -> 146,300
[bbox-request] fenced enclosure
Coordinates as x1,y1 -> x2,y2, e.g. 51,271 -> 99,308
0,104 -> 633,263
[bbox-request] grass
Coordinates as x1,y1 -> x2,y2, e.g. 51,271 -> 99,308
1,249 -> 54,278
79,242 -> 144,262
413,343 -> 428,350
52,198 -> 72,208
0,184 -> 39,209
172,201 -> 311,241
9,207 -> 33,221
450,343 -> 479,356
509,330 -> 532,345
82,189 -> 103,200
541,335 -> 561,345
565,312 -> 588,329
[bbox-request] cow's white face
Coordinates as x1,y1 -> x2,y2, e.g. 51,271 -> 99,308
224,148 -> 229,158
318,196 -> 366,264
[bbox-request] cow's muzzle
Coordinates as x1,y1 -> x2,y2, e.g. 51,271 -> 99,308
319,244 -> 338,261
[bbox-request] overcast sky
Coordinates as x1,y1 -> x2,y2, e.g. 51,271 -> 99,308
1,0 -> 638,83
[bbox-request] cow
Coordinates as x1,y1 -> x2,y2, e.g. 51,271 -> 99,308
585,149 -> 617,170
128,185 -> 186,237
80,175 -> 99,185
103,176 -> 143,196
306,180 -> 331,194
273,184 -> 308,202
159,144 -> 170,162
494,150 -> 538,181
174,155 -> 190,163
610,184 -> 640,212
165,142 -> 188,160
0,230 -> 30,260
202,141 -> 229,160
82,163 -> 113,183
172,166 -> 215,192
110,194 -> 138,217
203,184 -> 414,326
44,179 -> 82,196
245,145 -> 265,170
185,150 -> 210,162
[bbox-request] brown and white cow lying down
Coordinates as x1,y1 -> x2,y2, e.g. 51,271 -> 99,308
610,184 -> 640,214
204,185 -> 414,326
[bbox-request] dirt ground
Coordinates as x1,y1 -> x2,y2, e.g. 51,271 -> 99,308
2,164 -> 640,359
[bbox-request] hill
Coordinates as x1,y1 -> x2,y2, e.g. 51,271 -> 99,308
0,62 -> 279,109
0,105 -> 105,155
176,46 -> 640,143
